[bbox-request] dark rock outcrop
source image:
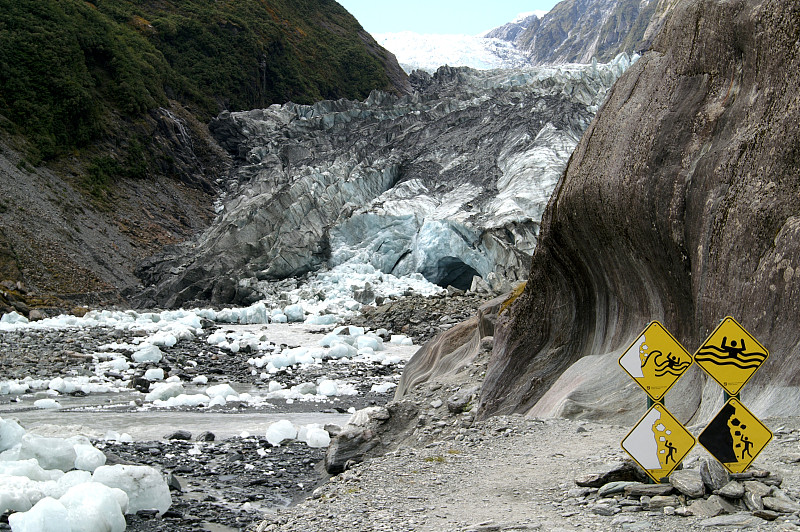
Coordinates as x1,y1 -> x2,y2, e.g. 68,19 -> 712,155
480,0 -> 800,422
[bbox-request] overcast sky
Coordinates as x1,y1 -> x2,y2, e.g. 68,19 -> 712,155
336,0 -> 560,35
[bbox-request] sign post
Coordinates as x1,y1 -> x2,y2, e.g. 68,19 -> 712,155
619,321 -> 695,482
695,317 -> 772,473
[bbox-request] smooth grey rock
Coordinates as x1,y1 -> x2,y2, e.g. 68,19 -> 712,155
447,385 -> 479,414
743,480 -> 771,498
576,461 -> 646,487
324,426 -> 380,475
700,458 -> 729,492
649,495 -> 681,509
716,481 -> 745,499
591,503 -> 618,516
164,430 -> 192,441
743,492 -> 764,511
752,509 -> 780,521
689,495 -> 736,517
624,483 -> 674,497
670,469 -> 705,498
762,497 -> 800,513
598,481 -> 639,497
698,513 -> 765,528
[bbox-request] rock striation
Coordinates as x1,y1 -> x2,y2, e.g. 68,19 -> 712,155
137,58 -> 631,307
479,0 -> 800,424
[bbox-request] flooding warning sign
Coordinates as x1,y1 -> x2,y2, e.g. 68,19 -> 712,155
621,403 -> 696,482
618,321 -> 693,401
694,317 -> 768,396
698,397 -> 773,474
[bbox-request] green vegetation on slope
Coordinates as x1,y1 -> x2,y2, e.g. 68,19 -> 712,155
0,0 -> 398,164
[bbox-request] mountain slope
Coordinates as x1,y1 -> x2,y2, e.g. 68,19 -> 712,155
489,0 -> 679,65
0,0 -> 409,308
480,0 -> 800,422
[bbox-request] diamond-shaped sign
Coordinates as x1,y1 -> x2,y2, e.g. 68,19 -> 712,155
621,403 -> 696,482
694,316 -> 768,396
618,321 -> 692,401
698,397 -> 773,474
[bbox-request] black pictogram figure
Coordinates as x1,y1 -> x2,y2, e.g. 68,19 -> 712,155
642,350 -> 691,377
664,440 -> 677,464
695,335 -> 766,369
741,436 -> 753,459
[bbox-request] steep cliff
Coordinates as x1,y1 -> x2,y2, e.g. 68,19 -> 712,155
480,0 -> 800,423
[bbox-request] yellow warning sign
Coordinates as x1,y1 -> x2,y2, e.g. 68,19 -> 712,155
694,317 -> 768,396
621,403 -> 696,482
618,321 -> 693,401
698,397 -> 773,474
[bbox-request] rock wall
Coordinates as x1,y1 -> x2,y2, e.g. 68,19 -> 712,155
138,60 -> 630,307
480,0 -> 800,424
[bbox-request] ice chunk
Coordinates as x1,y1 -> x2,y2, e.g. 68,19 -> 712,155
317,380 -> 338,397
8,496 -> 68,532
298,424 -> 331,448
268,381 -> 285,392
0,485 -> 33,514
60,482 -> 128,532
0,417 -> 26,452
0,459 -> 62,482
148,331 -> 177,347
1,311 -> 28,324
206,331 -> 227,345
291,382 -> 317,395
270,313 -> 288,323
265,420 -> 297,446
205,383 -> 239,401
143,368 -> 165,381
33,398 -> 61,410
327,343 -> 355,359
370,382 -> 397,393
92,464 -> 171,514
153,394 -> 209,408
306,314 -> 338,325
15,434 -> 77,472
145,382 -> 184,402
389,334 -> 413,345
132,344 -> 162,364
191,375 -> 208,385
283,304 -> 305,322
73,444 -> 106,472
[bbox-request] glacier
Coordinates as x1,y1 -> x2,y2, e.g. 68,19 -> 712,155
138,56 -> 635,308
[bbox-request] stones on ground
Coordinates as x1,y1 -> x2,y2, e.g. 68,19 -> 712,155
623,483 -> 674,497
742,480 -> 771,497
165,430 -> 192,440
698,513 -> 766,528
716,480 -> 745,499
574,461 -> 644,487
447,385 -> 479,414
763,496 -> 800,513
670,468 -> 705,498
689,494 -> 737,517
597,481 -> 638,497
648,495 -> 681,509
743,491 -> 764,511
700,457 -> 729,492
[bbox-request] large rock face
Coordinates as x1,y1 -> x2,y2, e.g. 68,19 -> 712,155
480,0 -> 800,424
137,59 -> 631,307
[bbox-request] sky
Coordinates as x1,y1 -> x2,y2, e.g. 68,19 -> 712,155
335,0 -> 561,35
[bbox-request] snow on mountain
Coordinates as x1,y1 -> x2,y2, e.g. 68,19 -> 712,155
374,32 -> 530,73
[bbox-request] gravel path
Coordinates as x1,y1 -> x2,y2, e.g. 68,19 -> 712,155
253,415 -> 800,532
